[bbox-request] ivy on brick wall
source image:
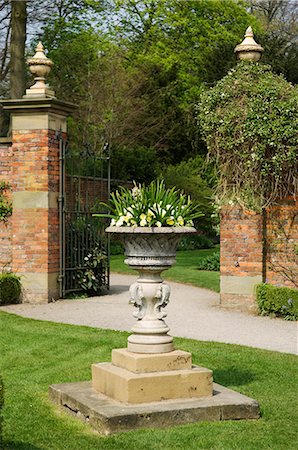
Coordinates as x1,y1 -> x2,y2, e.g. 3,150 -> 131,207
0,182 -> 12,222
197,62 -> 298,211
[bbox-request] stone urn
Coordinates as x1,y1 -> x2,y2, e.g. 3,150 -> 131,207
106,226 -> 196,353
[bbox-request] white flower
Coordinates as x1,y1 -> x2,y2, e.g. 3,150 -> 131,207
116,216 -> 125,226
156,221 -> 162,227
110,218 -> 116,226
132,186 -> 140,198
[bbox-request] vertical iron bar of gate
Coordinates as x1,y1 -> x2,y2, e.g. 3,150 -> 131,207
107,143 -> 111,288
58,132 -> 66,298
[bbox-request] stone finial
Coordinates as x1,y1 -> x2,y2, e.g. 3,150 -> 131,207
234,26 -> 264,62
24,41 -> 55,98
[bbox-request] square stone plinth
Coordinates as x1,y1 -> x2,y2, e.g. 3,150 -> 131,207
49,381 -> 260,435
112,349 -> 192,373
92,362 -> 213,404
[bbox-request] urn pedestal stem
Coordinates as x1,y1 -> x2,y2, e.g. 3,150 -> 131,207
127,268 -> 173,353
106,226 -> 196,354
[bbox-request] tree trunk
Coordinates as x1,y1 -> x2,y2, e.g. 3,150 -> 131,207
10,1 -> 27,99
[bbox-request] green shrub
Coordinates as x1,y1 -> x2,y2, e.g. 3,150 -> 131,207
0,375 -> 3,446
197,252 -> 220,271
256,283 -> 298,321
76,248 -> 108,296
0,273 -> 21,306
178,234 -> 215,250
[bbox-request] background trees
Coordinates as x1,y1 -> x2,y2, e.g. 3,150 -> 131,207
0,0 -> 297,236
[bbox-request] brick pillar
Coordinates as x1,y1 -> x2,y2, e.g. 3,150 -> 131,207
1,98 -> 74,303
220,206 -> 263,312
0,137 -> 13,272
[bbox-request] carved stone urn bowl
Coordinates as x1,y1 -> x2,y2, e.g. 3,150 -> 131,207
106,226 -> 196,353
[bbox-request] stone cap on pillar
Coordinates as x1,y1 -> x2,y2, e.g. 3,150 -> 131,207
234,26 -> 264,61
1,97 -> 76,116
0,97 -> 76,132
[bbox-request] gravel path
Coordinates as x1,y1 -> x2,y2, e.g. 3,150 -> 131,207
1,273 -> 297,355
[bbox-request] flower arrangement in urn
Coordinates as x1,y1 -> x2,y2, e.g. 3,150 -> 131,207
97,179 -> 203,228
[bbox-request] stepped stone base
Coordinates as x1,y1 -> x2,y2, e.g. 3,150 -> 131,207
49,348 -> 260,434
92,348 -> 212,404
49,381 -> 260,435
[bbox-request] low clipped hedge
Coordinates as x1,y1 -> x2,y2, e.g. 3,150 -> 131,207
256,283 -> 298,321
0,273 -> 21,306
0,375 -> 3,446
197,252 -> 220,271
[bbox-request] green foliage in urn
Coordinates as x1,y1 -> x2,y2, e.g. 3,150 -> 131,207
96,179 -> 203,228
0,181 -> 12,222
197,62 -> 298,210
0,273 -> 21,305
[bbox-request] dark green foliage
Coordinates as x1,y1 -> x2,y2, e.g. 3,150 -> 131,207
111,146 -> 159,184
178,234 -> 215,251
0,375 -> 3,446
110,239 -> 124,255
0,273 -> 21,305
256,283 -> 298,321
197,252 -> 220,271
162,155 -> 218,235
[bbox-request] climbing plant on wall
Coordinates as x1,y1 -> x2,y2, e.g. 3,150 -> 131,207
0,182 -> 12,222
197,61 -> 298,211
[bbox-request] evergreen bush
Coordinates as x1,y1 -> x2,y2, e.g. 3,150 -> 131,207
0,273 -> 21,305
197,252 -> 220,271
256,283 -> 298,320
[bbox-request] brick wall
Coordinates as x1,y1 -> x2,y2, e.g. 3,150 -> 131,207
266,199 -> 298,289
220,200 -> 298,310
0,141 -> 12,271
220,207 -> 263,310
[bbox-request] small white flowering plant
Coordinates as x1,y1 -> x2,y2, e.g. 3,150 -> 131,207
95,179 -> 203,228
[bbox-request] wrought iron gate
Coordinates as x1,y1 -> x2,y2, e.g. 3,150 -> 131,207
58,133 -> 110,297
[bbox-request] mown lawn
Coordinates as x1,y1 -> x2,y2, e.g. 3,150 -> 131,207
111,248 -> 220,292
0,311 -> 297,449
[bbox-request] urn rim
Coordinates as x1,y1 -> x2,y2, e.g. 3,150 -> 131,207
105,226 -> 196,234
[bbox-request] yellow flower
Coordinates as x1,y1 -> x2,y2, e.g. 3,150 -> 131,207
166,217 -> 175,226
140,213 -> 147,226
177,216 -> 184,226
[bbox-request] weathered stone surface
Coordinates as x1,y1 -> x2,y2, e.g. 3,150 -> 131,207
112,348 -> 192,373
49,381 -> 260,435
92,362 -> 213,403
